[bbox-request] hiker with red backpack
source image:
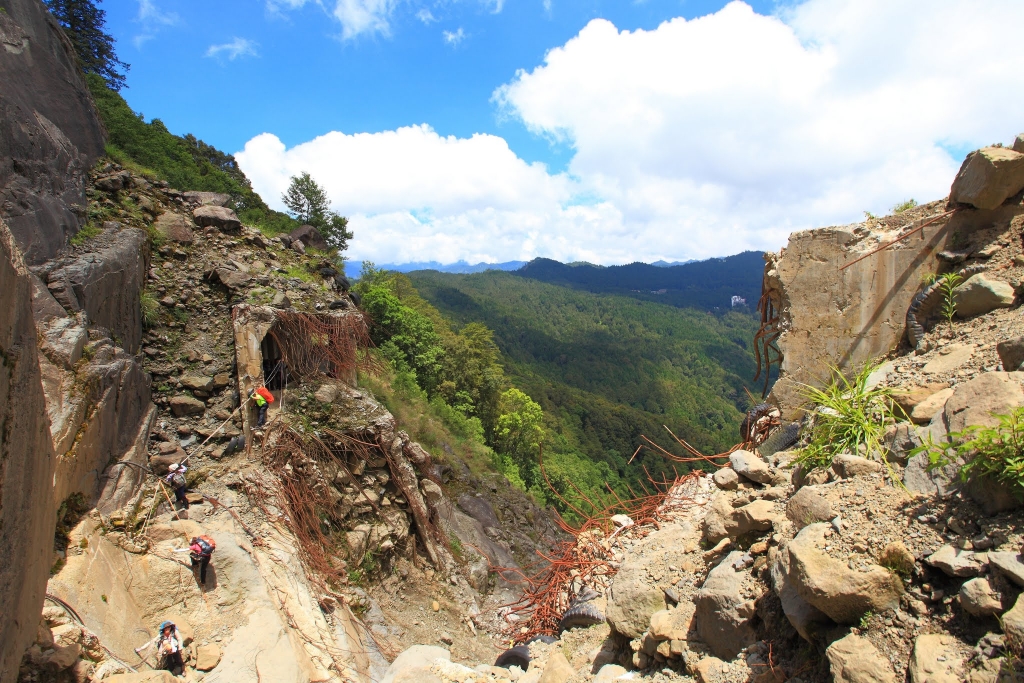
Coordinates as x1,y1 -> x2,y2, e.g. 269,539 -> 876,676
165,464 -> 188,510
252,385 -> 274,428
189,535 -> 215,585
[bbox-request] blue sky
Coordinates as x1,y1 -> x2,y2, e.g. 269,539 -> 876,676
105,0 -> 773,172
103,0 -> 1024,265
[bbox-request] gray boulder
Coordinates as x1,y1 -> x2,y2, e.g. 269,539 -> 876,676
949,146 -> 1024,210
694,551 -> 759,660
729,449 -> 772,484
457,494 -> 500,530
926,545 -> 987,577
183,191 -> 230,207
289,224 -> 330,252
998,336 -> 1024,372
193,205 -> 241,232
953,273 -> 1015,318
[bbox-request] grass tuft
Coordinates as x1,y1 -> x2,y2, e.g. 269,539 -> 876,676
796,362 -> 895,471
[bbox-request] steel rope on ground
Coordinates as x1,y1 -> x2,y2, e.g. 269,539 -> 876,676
43,593 -> 140,673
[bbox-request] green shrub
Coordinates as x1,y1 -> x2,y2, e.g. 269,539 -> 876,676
891,198 -> 918,214
796,362 -> 894,471
141,291 -> 159,327
70,222 -> 103,246
915,406 -> 1024,496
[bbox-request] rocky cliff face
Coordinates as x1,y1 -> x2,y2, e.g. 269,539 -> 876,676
0,0 -> 106,264
0,219 -> 57,683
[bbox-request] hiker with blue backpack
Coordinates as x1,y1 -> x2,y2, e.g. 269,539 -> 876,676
189,535 -> 216,586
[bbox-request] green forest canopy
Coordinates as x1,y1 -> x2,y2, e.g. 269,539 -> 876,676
405,269 -> 762,509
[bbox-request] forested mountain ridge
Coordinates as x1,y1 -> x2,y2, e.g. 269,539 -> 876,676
405,269 -> 761,493
510,251 -> 765,311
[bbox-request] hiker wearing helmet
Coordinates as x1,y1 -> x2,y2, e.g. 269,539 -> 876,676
190,535 -> 215,585
165,464 -> 188,509
156,621 -> 184,674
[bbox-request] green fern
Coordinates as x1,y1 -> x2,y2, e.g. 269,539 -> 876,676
937,271 -> 962,329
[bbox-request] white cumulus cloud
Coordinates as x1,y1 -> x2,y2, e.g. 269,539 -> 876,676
206,38 -> 259,60
443,28 -> 466,46
238,0 -> 1024,265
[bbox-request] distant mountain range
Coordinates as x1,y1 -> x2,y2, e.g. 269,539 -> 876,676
376,252 -> 763,311
374,260 -> 527,274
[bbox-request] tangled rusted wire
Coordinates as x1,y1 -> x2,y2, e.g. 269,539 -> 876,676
270,309 -> 378,380
753,285 -> 782,399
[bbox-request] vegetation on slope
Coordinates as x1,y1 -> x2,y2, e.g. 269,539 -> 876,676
400,269 -> 761,511
85,74 -> 300,236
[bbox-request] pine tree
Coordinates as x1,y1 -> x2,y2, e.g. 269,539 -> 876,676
46,0 -> 129,91
282,172 -> 353,251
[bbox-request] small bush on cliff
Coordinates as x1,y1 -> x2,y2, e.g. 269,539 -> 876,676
915,406 -> 1024,496
796,362 -> 895,470
892,198 -> 918,214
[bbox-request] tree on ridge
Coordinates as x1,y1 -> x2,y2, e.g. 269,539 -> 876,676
46,0 -> 129,91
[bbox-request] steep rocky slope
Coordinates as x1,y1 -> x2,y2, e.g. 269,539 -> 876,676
371,137 -> 1024,683
0,0 -> 106,264
7,163 -> 562,683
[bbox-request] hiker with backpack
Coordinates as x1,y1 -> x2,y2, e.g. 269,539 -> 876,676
190,535 -> 215,585
143,620 -> 184,674
165,464 -> 188,510
251,385 -> 274,428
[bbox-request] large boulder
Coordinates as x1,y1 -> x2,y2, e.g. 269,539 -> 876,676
153,212 -> 193,244
703,495 -> 777,544
193,205 -> 241,232
456,494 -> 500,530
381,645 -> 450,683
768,545 -> 831,641
729,449 -> 772,484
943,372 -> 1024,434
0,219 -> 59,683
694,551 -> 759,660
0,0 -> 106,264
998,337 -> 1024,372
786,523 -> 903,623
826,633 -> 896,683
786,486 -> 834,530
908,633 -> 965,683
950,147 -> 1024,210
183,191 -> 230,207
953,274 -> 1015,318
289,224 -> 330,252
606,524 -> 690,638
959,578 -> 1003,617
